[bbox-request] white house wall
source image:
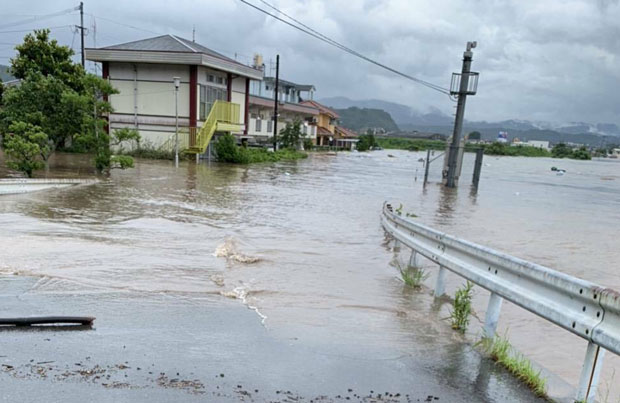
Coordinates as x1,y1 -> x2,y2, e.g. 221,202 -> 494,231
106,62 -> 250,147
109,80 -> 190,118
231,76 -> 246,127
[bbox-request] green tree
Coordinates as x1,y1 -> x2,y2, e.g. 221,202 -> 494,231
468,131 -> 481,140
356,131 -> 377,151
1,74 -> 82,148
4,121 -> 48,177
279,120 -> 302,149
10,29 -> 84,91
551,143 -> 572,158
571,146 -> 591,160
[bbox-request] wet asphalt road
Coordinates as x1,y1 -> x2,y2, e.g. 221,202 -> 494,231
0,276 -> 547,403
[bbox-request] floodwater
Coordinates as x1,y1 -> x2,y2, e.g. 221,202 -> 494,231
1,150 -> 619,400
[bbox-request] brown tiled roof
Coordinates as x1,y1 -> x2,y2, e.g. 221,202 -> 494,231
335,126 -> 358,138
317,126 -> 333,136
300,100 -> 339,119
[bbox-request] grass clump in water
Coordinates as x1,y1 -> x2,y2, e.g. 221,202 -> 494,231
450,281 -> 474,333
479,335 -> 548,397
397,262 -> 428,289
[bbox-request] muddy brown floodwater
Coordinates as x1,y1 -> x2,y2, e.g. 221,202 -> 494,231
0,150 -> 619,401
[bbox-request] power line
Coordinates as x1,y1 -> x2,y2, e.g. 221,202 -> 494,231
0,7 -> 77,30
237,0 -> 451,95
84,13 -> 160,35
0,25 -> 73,34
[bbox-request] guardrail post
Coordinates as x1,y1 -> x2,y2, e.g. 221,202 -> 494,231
483,292 -> 503,337
434,266 -> 448,297
409,250 -> 420,268
576,342 -> 605,402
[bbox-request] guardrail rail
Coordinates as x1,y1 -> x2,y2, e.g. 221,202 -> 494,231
381,202 -> 620,402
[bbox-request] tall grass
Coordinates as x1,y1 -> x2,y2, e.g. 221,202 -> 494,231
450,282 -> 474,333
397,261 -> 428,289
479,335 -> 548,397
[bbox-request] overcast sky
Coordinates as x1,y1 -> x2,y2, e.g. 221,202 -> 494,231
2,0 -> 619,125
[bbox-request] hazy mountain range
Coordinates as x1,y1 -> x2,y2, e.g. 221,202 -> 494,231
320,96 -> 620,145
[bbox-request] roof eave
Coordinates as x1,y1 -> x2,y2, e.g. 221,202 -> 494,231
85,49 -> 264,80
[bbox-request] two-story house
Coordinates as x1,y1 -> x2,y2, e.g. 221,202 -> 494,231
247,60 -> 319,146
85,35 -> 263,155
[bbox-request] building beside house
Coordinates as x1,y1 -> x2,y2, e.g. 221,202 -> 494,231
299,100 -> 358,149
300,100 -> 338,146
247,62 -> 318,145
85,34 -> 263,154
334,126 -> 359,150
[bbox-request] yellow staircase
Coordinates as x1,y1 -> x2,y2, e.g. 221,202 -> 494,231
187,101 -> 241,154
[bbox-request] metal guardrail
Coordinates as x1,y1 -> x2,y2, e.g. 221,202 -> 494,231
381,202 -> 619,402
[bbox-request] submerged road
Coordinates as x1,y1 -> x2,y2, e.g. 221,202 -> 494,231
0,276 -> 543,402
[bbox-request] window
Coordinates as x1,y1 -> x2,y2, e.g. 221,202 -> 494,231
207,74 -> 214,83
255,117 -> 262,132
199,85 -> 227,120
216,76 -> 224,85
267,119 -> 273,133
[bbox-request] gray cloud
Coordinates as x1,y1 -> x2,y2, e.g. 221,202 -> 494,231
1,0 -> 619,125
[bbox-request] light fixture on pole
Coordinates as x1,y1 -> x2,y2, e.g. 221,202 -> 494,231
173,76 -> 180,168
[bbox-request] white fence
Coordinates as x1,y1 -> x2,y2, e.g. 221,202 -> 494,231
381,202 -> 620,402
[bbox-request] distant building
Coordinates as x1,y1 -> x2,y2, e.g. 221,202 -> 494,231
85,35 -> 263,151
334,126 -> 358,150
512,139 -> 551,150
300,100 -> 339,146
497,131 -> 509,143
247,58 -> 318,144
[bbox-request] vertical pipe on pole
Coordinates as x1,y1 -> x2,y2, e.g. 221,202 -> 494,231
472,148 -> 484,187
79,2 -> 85,68
434,266 -> 447,297
424,149 -> 431,185
173,77 -> 180,168
446,42 -> 475,188
272,54 -> 280,152
576,342 -> 606,403
483,292 -> 503,337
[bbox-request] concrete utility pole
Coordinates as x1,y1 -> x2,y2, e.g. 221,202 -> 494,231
272,54 -> 280,152
79,2 -> 85,68
173,77 -> 180,168
445,41 -> 478,188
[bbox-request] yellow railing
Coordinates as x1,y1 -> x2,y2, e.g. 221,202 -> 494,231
188,101 -> 241,154
159,128 -> 191,153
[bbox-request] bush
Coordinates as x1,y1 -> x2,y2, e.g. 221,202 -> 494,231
214,133 -> 307,164
551,143 -> 591,160
214,133 -> 243,163
484,142 -> 550,157
303,138 -> 314,150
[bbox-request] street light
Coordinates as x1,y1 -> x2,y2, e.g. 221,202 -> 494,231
173,76 -> 180,168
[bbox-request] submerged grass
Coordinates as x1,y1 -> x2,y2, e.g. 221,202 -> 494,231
479,335 -> 548,397
450,281 -> 473,333
397,262 -> 429,289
